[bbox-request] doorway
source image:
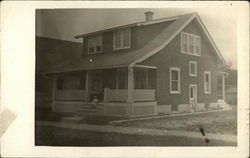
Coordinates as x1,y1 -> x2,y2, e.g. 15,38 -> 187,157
189,84 -> 197,112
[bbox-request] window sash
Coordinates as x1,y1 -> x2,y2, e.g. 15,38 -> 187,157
189,61 -> 197,76
113,29 -> 131,50
170,68 -> 180,93
88,35 -> 102,54
181,32 -> 201,56
204,72 -> 211,93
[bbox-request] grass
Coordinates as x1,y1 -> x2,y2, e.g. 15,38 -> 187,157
35,126 -> 236,146
115,106 -> 237,135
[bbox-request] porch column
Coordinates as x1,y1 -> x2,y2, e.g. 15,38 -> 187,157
85,71 -> 91,102
127,66 -> 134,113
52,74 -> 57,111
222,75 -> 225,101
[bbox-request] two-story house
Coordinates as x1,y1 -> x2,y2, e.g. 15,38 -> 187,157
44,12 -> 230,117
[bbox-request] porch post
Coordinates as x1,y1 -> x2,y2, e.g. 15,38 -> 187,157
222,75 -> 225,101
127,66 -> 134,113
52,74 -> 57,111
85,71 -> 91,102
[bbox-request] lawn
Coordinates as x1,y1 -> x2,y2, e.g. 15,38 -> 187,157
35,126 -> 236,146
115,106 -> 237,135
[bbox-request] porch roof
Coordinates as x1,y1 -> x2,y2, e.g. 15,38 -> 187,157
45,12 -> 226,74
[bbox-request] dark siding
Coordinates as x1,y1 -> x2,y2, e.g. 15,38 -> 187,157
141,19 -> 218,107
82,20 -> 174,56
136,20 -> 174,49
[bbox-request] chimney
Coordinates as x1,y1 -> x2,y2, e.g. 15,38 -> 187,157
144,11 -> 154,21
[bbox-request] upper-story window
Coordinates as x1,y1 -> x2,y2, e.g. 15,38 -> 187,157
113,28 -> 131,50
88,34 -> 102,54
181,32 -> 201,56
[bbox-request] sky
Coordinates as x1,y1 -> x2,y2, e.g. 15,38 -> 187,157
36,8 -> 237,69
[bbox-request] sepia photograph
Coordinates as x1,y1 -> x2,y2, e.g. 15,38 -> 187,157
35,8 -> 237,146
1,1 -> 249,157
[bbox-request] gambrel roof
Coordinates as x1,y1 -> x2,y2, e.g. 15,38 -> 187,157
46,12 -> 226,73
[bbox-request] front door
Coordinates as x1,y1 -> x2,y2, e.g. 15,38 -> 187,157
189,84 -> 197,112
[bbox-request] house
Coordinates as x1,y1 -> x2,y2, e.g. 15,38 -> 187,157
35,36 -> 82,109
42,11 -> 231,117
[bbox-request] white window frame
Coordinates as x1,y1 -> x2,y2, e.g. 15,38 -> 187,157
204,71 -> 211,94
88,34 -> 102,54
170,67 -> 181,94
113,28 -> 131,50
189,61 -> 197,77
181,32 -> 201,56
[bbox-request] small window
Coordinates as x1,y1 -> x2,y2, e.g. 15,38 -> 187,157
189,61 -> 197,77
113,28 -> 131,50
204,71 -> 211,94
170,67 -> 180,94
88,35 -> 102,54
181,32 -> 201,56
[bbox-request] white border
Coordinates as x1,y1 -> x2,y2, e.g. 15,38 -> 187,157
0,1 -> 249,158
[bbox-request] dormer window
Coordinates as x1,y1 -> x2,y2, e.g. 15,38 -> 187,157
181,32 -> 201,56
113,28 -> 131,50
88,34 -> 102,54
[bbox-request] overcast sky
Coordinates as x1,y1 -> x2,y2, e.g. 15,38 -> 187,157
36,8 -> 237,69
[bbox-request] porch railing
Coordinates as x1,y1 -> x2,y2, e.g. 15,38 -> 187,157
56,90 -> 85,101
134,89 -> 156,101
104,88 -> 155,102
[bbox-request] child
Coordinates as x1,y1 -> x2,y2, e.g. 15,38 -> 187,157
92,95 -> 99,108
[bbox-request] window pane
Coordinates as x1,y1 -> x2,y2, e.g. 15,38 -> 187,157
118,69 -> 127,89
190,63 -> 196,75
182,33 -> 188,53
134,69 -> 146,89
171,70 -> 178,80
189,35 -> 194,54
122,29 -> 130,47
171,81 -> 178,91
205,74 -> 209,82
195,37 -> 200,55
114,31 -> 121,48
96,46 -> 102,52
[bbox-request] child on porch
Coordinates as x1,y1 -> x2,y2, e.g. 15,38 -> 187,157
92,95 -> 99,109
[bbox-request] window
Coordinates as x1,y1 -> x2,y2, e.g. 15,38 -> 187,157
113,28 -> 131,50
88,35 -> 102,54
170,67 -> 180,93
181,32 -> 201,56
204,71 -> 211,94
189,61 -> 197,77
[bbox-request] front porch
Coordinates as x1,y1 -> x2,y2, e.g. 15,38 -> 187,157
52,65 -> 157,117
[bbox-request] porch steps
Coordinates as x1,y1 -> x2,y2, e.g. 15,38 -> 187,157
217,100 -> 232,110
74,103 -> 105,116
